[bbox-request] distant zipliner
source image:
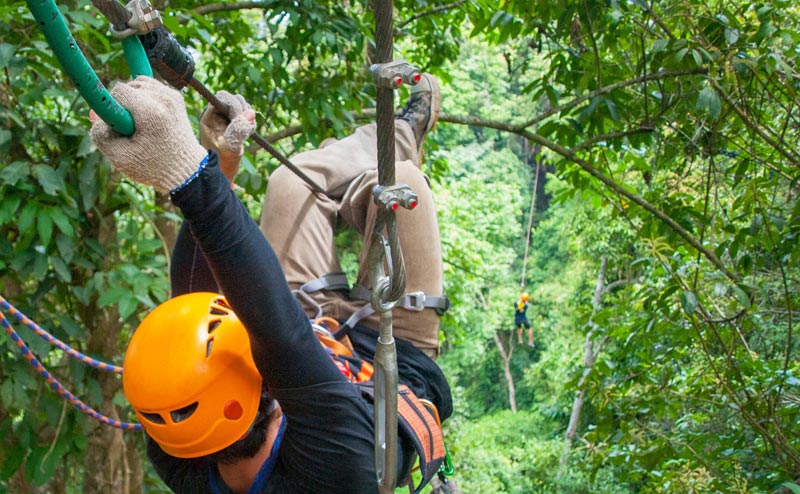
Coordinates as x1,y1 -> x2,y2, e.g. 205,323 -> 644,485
514,292 -> 534,347
516,149 -> 542,349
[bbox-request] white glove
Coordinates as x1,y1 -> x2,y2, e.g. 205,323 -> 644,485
90,76 -> 207,194
199,91 -> 256,181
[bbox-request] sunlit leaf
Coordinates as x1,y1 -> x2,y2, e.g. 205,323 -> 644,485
680,290 -> 698,315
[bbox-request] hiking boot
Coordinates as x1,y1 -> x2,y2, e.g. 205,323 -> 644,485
397,73 -> 441,160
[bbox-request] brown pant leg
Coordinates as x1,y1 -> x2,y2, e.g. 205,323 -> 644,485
260,121 -> 443,357
338,160 -> 443,356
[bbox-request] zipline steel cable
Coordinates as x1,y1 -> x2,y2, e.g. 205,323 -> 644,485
520,158 -> 542,289
370,0 -> 401,489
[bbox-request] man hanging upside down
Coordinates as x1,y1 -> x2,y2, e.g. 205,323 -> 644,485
89,73 -> 452,494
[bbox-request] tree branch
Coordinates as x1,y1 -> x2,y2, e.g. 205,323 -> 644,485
602,278 -> 634,296
395,0 -> 469,30
709,78 -> 800,168
440,112 -> 739,283
519,69 -> 707,130
260,108 -> 739,283
192,2 -> 270,15
573,127 -> 655,152
493,330 -> 517,413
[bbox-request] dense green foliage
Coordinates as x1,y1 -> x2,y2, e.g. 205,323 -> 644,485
1,0 -> 799,493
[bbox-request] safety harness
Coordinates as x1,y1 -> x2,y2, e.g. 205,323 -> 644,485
311,317 -> 447,494
296,273 -> 450,329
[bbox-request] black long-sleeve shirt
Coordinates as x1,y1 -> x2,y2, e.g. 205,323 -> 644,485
148,153 -> 380,494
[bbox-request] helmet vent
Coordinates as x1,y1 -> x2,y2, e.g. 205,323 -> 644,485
141,412 -> 166,425
208,319 -> 222,334
212,298 -> 232,310
206,338 -> 214,357
210,307 -> 228,316
170,402 -> 198,423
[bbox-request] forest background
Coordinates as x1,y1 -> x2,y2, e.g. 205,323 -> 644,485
0,0 -> 799,493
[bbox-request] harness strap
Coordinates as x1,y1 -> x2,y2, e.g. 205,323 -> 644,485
292,273 -> 351,319
344,284 -> 450,329
341,304 -> 374,331
294,275 -> 450,329
357,382 -> 446,494
301,272 -> 351,292
350,284 -> 450,314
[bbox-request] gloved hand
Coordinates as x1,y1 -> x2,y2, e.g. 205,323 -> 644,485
199,91 -> 256,182
90,76 -> 207,194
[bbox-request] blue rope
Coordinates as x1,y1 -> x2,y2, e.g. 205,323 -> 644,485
0,296 -> 141,431
0,297 -> 123,373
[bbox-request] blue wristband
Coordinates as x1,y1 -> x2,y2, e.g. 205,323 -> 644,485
170,154 -> 209,195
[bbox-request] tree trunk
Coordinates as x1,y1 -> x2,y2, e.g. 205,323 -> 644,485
154,192 -> 179,290
82,207 -> 128,494
126,434 -> 144,494
493,330 -> 517,412
560,256 -> 608,466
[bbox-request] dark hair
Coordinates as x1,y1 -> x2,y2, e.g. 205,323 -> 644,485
207,389 -> 276,464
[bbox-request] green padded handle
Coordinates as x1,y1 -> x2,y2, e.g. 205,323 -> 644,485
26,0 -> 153,136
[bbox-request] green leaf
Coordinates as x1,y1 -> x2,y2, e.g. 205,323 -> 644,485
50,255 -> 71,282
98,285 -> 129,307
76,134 -> 94,158
33,253 -> 48,280
0,379 -> 12,407
0,443 -> 26,481
73,434 -> 88,451
750,213 -> 763,235
0,129 -> 10,155
755,21 -> 777,43
32,164 -> 65,196
652,39 -> 669,52
680,290 -> 698,315
18,203 -> 37,232
55,314 -> 84,339
36,208 -> 54,248
0,161 -> 29,186
724,28 -> 739,45
692,49 -> 702,67
48,207 -> 74,237
732,285 -> 751,309
119,294 -> 138,320
55,233 -> 74,263
0,43 -> 15,70
782,482 -> 800,494
696,85 -> 721,119
78,157 -> 99,212
756,6 -> 773,21
25,445 -> 59,486
87,379 -> 104,408
0,195 -> 21,225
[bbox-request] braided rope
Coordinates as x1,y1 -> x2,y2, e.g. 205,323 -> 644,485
0,297 -> 123,373
0,297 -> 141,431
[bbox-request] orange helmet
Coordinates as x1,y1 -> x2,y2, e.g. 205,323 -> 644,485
521,292 -> 530,302
123,293 -> 262,458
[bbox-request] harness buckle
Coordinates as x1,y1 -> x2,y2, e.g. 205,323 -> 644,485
405,292 -> 426,311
